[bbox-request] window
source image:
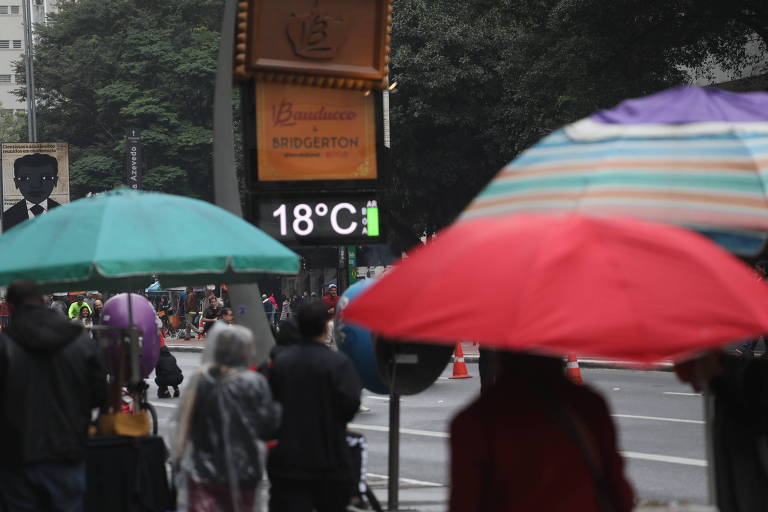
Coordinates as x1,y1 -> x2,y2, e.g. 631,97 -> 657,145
0,6 -> 8,15
0,75 -> 10,83
10,5 -> 18,14
0,41 -> 9,49
12,40 -> 20,49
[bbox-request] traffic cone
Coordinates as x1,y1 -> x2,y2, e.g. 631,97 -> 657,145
566,354 -> 583,384
449,343 -> 472,379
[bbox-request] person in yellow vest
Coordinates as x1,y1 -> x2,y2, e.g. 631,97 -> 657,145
67,295 -> 92,319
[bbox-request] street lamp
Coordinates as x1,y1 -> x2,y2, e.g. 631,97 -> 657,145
21,0 -> 37,142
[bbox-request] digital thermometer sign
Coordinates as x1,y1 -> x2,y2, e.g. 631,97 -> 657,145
257,197 -> 382,245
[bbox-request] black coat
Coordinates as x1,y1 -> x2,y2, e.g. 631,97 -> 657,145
0,305 -> 107,467
712,356 -> 768,512
267,339 -> 361,481
154,352 -> 183,387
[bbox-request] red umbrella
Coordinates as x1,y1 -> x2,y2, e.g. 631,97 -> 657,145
343,214 -> 768,363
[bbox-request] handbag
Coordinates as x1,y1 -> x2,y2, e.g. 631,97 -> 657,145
97,411 -> 151,437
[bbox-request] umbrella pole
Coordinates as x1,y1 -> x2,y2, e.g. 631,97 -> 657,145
387,390 -> 400,511
127,291 -> 140,386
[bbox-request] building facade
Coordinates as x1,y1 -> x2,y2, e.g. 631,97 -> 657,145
0,0 -> 59,113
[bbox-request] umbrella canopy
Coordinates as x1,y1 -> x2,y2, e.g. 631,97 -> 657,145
342,214 -> 768,363
0,189 -> 299,291
462,86 -> 768,255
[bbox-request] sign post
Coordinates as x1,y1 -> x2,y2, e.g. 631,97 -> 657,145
126,129 -> 143,190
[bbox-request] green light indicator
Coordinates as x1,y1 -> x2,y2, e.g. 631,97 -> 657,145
366,206 -> 380,237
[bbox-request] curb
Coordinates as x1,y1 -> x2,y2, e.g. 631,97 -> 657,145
457,356 -> 673,372
166,344 -> 205,353
167,344 -> 674,372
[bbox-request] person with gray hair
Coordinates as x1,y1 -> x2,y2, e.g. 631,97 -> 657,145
172,323 -> 281,512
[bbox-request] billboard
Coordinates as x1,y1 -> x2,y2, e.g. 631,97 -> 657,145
256,82 -> 377,182
1,142 -> 69,232
238,0 -> 393,90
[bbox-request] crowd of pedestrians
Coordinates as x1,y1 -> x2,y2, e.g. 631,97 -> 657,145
0,280 -> 364,512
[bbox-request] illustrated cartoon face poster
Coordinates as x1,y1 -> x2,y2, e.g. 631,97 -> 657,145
1,142 -> 69,232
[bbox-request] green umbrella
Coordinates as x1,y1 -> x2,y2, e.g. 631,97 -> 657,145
0,188 -> 299,291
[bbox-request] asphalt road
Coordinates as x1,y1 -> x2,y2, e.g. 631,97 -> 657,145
151,353 -> 709,506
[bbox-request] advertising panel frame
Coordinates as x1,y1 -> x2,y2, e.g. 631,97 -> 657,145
242,0 -> 393,88
1,142 -> 70,233
241,80 -> 387,247
255,82 -> 379,183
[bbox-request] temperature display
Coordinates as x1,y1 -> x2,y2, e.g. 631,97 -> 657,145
257,197 -> 382,245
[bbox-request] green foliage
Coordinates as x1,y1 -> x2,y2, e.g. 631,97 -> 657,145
23,0 -> 223,200
0,109 -> 25,142
387,0 -> 768,239
69,155 -> 122,198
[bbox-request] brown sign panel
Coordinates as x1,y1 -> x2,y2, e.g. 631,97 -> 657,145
246,0 -> 391,83
256,82 -> 377,181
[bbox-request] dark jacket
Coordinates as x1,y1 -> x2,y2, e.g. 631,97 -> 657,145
710,356 -> 768,512
154,349 -> 183,387
267,339 -> 361,481
0,305 -> 107,467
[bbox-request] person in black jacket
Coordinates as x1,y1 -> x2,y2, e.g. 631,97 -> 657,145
0,280 -> 107,511
267,300 -> 362,512
155,346 -> 184,398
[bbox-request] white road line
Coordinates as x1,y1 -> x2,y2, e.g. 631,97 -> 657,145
621,451 -> 707,467
663,392 -> 702,397
150,401 -> 179,409
348,423 -> 449,439
366,396 -> 391,401
612,414 -> 704,425
353,423 -> 707,467
367,473 -> 443,487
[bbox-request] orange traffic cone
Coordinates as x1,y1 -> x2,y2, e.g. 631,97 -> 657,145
449,343 -> 472,379
566,354 -> 583,384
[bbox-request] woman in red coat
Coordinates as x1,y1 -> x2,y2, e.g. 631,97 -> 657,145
450,352 -> 634,512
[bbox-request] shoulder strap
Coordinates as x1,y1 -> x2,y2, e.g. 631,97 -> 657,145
536,385 -> 617,512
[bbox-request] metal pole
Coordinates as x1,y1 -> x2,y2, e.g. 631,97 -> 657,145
704,391 -> 717,505
387,391 -> 400,511
21,0 -> 37,141
212,0 -> 274,363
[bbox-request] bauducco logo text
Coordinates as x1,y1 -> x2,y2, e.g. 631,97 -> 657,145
272,99 -> 357,127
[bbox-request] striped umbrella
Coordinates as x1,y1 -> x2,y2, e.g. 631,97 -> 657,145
461,86 -> 768,255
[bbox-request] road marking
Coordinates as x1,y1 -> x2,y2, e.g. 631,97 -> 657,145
621,451 -> 707,467
353,423 -> 707,468
612,414 -> 704,425
366,396 -> 390,401
663,392 -> 702,397
150,401 -> 179,409
149,408 -> 707,468
367,473 -> 443,487
349,423 -> 449,439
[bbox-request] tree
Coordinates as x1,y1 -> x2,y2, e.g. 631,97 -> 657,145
20,0 -> 223,200
386,0 -> 768,241
0,108 -> 25,142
